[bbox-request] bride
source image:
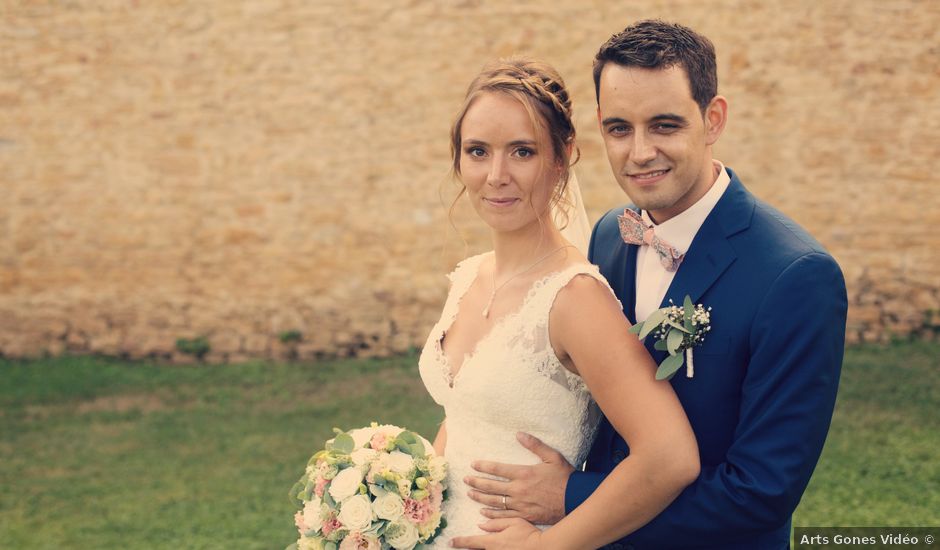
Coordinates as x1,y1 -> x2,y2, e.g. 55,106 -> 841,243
417,57 -> 699,550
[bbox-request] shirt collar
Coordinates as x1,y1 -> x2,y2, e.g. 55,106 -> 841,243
640,160 -> 730,254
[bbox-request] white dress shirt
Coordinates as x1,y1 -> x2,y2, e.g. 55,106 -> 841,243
634,160 -> 730,321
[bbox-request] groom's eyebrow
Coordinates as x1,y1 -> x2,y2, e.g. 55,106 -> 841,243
651,113 -> 689,125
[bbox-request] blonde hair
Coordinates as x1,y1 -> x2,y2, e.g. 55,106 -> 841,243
448,56 -> 580,228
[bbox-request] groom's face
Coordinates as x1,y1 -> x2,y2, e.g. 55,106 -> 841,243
597,64 -> 724,223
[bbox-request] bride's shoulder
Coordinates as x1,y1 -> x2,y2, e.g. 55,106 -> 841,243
552,263 -> 621,310
447,251 -> 492,282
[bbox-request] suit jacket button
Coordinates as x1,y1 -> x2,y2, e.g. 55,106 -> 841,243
613,450 -> 626,464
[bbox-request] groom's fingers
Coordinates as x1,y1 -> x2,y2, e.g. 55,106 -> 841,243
463,474 -> 507,496
471,459 -> 524,480
517,431 -> 564,463
480,507 -> 523,520
467,488 -> 512,510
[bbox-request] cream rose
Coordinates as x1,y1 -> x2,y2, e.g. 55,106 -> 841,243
329,467 -> 364,503
372,492 -> 405,521
350,447 -> 379,467
387,451 -> 415,476
337,494 -> 374,532
385,519 -> 420,550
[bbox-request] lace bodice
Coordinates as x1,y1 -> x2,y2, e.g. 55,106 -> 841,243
418,252 -> 620,546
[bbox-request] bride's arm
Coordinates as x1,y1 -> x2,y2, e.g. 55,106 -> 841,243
540,275 -> 699,550
432,420 -> 447,456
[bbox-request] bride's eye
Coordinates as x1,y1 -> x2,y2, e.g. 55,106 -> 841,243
514,147 -> 536,159
464,146 -> 486,158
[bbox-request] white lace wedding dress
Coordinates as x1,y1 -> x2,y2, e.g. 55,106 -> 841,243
418,252 -> 618,547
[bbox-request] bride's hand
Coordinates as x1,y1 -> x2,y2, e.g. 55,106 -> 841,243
450,518 -> 543,550
464,432 -> 573,525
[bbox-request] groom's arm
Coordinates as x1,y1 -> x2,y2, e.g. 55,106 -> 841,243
567,251 -> 847,547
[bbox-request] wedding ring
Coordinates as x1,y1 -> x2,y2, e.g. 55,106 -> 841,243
501,495 -> 508,510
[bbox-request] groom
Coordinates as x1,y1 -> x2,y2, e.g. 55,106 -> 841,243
454,20 -> 847,549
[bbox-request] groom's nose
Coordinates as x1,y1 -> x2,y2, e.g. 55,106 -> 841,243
630,131 -> 657,165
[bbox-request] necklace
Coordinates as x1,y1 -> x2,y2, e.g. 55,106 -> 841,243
482,244 -> 575,318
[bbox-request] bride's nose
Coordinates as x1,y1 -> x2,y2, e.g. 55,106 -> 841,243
486,155 -> 510,187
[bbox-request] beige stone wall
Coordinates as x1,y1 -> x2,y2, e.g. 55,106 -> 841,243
2,0 -> 938,361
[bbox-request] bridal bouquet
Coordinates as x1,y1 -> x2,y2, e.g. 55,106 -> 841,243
288,423 -> 448,550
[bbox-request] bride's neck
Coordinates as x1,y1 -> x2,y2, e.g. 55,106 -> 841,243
491,222 -> 568,277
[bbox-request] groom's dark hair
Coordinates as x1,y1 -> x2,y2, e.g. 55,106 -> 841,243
593,20 -> 718,113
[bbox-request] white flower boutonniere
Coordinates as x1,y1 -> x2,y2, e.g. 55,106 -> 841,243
629,295 -> 712,380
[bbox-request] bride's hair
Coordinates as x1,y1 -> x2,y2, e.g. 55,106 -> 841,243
448,56 -> 580,228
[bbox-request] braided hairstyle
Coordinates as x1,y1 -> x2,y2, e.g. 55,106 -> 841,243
449,56 -> 580,226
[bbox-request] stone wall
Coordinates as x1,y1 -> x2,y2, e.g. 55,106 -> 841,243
1,0 -> 938,361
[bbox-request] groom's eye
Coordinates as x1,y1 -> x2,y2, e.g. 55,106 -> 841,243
653,123 -> 680,133
608,125 -> 630,137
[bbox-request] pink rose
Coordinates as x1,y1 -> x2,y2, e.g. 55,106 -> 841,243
370,433 -> 388,450
403,497 -> 431,523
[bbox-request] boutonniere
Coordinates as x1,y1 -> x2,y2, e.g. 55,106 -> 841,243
629,295 -> 712,380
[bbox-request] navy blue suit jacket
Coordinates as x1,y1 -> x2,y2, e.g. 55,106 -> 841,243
565,169 -> 847,549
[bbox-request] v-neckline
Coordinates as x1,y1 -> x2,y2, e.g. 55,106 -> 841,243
437,257 -> 577,389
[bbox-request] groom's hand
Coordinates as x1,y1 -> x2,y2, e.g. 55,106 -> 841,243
464,432 -> 573,525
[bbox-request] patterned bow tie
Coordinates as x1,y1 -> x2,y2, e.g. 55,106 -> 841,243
618,209 -> 685,272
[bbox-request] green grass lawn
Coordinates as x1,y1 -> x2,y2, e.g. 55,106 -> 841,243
1,341 -> 937,549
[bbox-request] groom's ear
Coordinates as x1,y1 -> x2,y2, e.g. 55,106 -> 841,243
596,106 -> 603,129
704,95 -> 728,146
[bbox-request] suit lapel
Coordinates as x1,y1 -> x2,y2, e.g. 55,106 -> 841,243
658,172 -> 753,310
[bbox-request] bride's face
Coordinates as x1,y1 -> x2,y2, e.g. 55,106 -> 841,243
458,92 -> 561,234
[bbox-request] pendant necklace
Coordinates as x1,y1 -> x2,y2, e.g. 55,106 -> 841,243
482,244 -> 575,318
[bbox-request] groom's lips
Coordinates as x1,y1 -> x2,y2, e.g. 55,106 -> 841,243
627,168 -> 670,186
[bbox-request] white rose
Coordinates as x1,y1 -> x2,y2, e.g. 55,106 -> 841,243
372,492 -> 405,521
350,447 -> 379,467
427,456 -> 447,483
387,451 -> 415,476
337,494 -> 374,532
385,519 -> 420,550
329,467 -> 364,502
302,498 -> 322,533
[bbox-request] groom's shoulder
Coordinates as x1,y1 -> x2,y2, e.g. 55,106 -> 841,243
594,204 -> 632,237
734,180 -> 842,283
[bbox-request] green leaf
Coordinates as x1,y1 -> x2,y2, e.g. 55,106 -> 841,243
628,321 -> 644,335
683,295 -> 694,317
667,329 -> 684,355
655,353 -> 685,380
639,309 -> 668,340
666,319 -> 692,333
289,479 -> 306,506
322,486 -> 336,508
653,339 -> 669,351
326,542 -> 338,550
333,433 -> 355,454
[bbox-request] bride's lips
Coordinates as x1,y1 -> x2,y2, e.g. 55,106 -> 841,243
627,168 -> 670,186
483,197 -> 520,208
